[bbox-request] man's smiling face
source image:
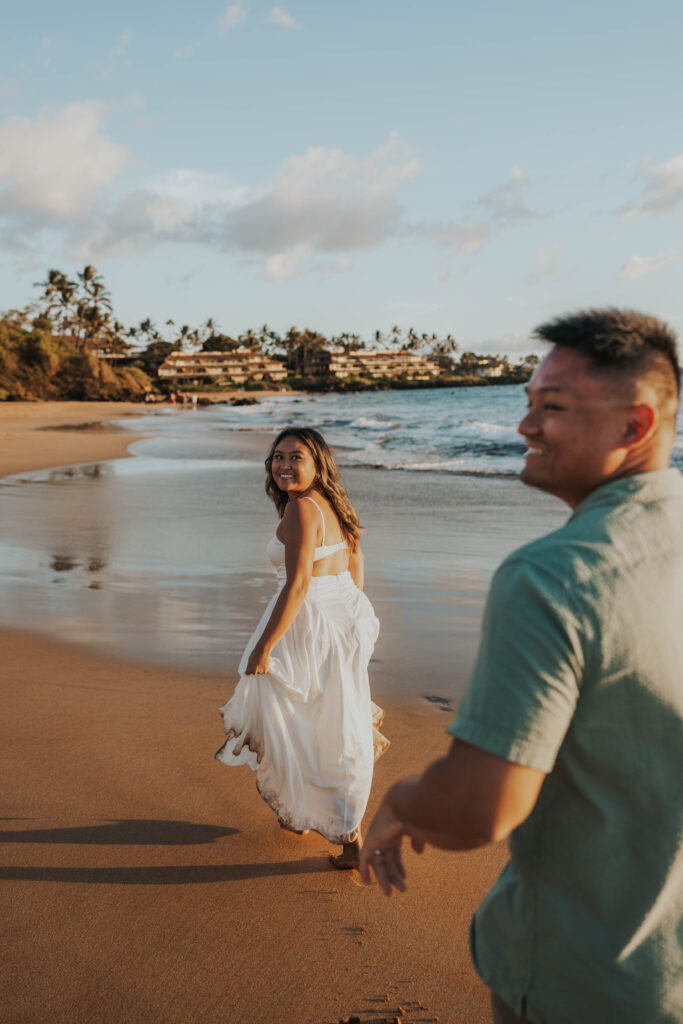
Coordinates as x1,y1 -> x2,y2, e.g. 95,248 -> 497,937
518,346 -> 633,508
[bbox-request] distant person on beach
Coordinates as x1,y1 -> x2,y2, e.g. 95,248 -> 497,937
216,426 -> 389,869
360,309 -> 683,1023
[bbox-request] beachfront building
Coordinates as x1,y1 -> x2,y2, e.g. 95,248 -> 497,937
157,349 -> 288,386
474,357 -> 507,378
291,346 -> 442,381
457,353 -> 511,378
96,343 -> 138,368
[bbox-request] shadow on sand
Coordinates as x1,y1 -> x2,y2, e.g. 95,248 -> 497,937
0,819 -> 239,846
0,857 -> 331,885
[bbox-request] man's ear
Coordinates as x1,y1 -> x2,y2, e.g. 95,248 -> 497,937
623,403 -> 655,445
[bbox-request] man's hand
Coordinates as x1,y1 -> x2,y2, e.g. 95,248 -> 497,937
359,740 -> 546,897
359,779 -> 426,895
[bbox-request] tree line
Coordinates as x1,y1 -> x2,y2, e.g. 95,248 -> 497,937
17,265 -> 464,372
0,265 -> 538,400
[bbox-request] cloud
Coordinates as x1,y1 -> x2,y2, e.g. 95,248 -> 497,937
524,244 -> 559,284
154,168 -> 251,207
622,153 -> 683,218
263,244 -> 311,280
2,128 -> 418,277
414,217 -> 490,254
222,136 -> 419,276
77,189 -> 195,260
74,168 -> 252,258
72,136 -> 419,276
412,167 -> 539,257
227,138 -> 418,248
618,251 -> 680,282
267,6 -> 301,29
0,102 -> 129,222
477,166 -> 538,223
219,2 -> 246,33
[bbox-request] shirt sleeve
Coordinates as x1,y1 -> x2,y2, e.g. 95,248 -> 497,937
449,555 -> 585,773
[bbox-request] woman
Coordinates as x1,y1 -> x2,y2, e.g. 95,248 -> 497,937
215,426 -> 388,869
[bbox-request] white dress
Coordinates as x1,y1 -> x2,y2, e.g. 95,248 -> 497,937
216,499 -> 389,844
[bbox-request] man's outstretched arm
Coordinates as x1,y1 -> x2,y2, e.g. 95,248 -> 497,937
359,738 -> 546,895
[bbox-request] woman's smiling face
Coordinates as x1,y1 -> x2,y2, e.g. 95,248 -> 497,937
271,435 -> 318,497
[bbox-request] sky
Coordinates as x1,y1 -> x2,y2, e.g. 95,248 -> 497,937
1,0 -> 683,354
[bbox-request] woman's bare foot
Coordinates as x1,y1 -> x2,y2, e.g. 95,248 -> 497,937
278,820 -> 309,835
329,839 -> 361,870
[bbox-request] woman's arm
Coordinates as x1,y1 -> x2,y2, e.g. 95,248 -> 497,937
348,545 -> 365,590
245,499 -> 318,675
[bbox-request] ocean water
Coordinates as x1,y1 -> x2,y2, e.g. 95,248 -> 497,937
119,385 -> 529,477
116,383 -> 683,476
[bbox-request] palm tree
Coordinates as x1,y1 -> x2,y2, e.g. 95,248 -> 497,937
34,269 -> 77,336
35,265 -> 123,351
239,328 -> 261,350
75,266 -> 114,349
175,325 -> 192,351
430,333 -> 459,371
136,319 -> 161,346
78,265 -> 112,311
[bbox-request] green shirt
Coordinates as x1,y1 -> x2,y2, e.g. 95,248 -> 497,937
449,469 -> 683,1024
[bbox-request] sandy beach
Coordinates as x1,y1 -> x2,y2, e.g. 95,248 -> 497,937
1,401 -> 530,1024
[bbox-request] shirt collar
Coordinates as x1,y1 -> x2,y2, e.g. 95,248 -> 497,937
570,468 -> 683,522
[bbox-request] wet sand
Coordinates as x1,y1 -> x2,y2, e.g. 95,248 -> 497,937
0,401 -> 543,1024
0,400 -> 150,476
0,394 -> 288,476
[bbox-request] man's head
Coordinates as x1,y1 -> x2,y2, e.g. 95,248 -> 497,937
519,309 -> 680,508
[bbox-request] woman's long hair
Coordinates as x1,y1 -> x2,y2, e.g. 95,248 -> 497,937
265,427 -> 362,552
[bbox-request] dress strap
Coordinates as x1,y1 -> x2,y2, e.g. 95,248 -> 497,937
300,495 -> 326,545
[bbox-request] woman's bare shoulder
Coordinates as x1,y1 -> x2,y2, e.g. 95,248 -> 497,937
280,497 -> 320,536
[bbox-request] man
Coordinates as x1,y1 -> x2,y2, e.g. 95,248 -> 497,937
360,309 -> 683,1024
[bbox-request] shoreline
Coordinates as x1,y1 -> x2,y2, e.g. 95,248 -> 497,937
0,392 -> 292,477
0,400 -> 149,477
0,400 -> 507,1023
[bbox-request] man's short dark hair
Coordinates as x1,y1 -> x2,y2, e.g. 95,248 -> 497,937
534,308 -> 681,397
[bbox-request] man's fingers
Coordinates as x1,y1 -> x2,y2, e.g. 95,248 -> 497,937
391,845 -> 406,880
411,836 -> 425,854
362,848 -> 406,895
383,850 -> 406,892
358,852 -> 372,885
371,856 -> 394,896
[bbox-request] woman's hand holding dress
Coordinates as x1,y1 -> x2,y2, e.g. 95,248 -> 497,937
246,644 -> 271,675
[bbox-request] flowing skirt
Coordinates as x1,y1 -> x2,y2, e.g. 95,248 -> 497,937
216,570 -> 388,844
